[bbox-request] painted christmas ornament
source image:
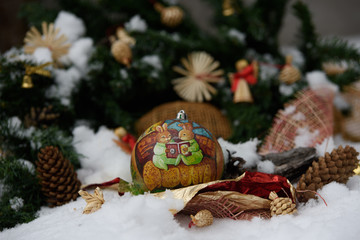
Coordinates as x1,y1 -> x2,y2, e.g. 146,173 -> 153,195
131,110 -> 224,192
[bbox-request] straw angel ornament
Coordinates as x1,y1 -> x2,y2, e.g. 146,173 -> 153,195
172,52 -> 224,102
24,22 -> 71,64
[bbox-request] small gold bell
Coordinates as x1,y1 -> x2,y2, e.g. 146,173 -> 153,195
22,75 -> 33,88
111,40 -> 132,67
222,0 -> 235,16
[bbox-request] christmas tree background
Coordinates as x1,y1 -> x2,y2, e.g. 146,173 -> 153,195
1,0 -> 360,232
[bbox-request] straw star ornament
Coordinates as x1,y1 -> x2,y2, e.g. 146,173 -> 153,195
24,22 -> 71,63
172,52 -> 224,102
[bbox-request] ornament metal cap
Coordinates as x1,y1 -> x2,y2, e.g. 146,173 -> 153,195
176,110 -> 187,120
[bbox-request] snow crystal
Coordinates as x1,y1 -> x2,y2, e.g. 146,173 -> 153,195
306,71 -> 339,93
16,159 -> 35,174
171,33 -> 180,42
140,55 -> 162,78
257,160 -> 275,174
218,138 -> 260,168
3,47 -> 34,63
347,176 -> 360,191
294,127 -> 319,148
32,47 -> 53,64
259,64 -> 278,80
315,137 -> 335,157
7,116 -> 22,129
72,125 -> 132,183
141,55 -> 162,70
120,69 -> 128,78
68,38 -> 94,71
54,11 -> 86,43
125,15 -> 147,32
9,197 -> 24,211
279,83 -> 295,96
292,112 -> 306,121
283,105 -> 296,115
46,67 -> 82,106
333,94 -> 350,111
228,28 -> 246,44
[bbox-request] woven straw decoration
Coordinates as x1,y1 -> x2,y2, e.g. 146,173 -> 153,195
278,56 -> 301,85
78,187 -> 105,214
259,89 -> 334,154
154,3 -> 184,27
135,101 -> 232,139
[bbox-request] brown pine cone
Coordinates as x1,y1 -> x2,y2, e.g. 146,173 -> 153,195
36,146 -> 81,207
297,145 -> 359,202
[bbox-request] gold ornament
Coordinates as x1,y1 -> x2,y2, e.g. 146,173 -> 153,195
22,62 -> 52,88
24,22 -> 70,63
222,0 -> 235,16
110,28 -> 135,67
322,62 -> 347,76
78,187 -> 105,214
269,191 -> 297,216
172,52 -> 224,102
279,55 -> 301,84
190,209 -> 214,227
154,3 -> 184,28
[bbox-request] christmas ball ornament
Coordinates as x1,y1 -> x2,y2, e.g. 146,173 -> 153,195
154,3 -> 184,28
131,110 -> 224,192
135,101 -> 232,139
278,55 -> 301,85
111,40 -> 132,67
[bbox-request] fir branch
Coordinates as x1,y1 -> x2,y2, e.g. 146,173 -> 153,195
328,69 -> 360,90
292,0 -> 320,71
0,156 -> 44,231
317,37 -> 360,63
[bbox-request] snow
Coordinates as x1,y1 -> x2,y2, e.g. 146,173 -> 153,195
257,160 -> 275,174
32,47 -> 52,64
279,83 -> 296,96
306,71 -> 339,93
283,105 -> 296,115
294,127 -> 319,148
46,67 -> 82,106
1,125 -> 360,239
315,137 -> 335,157
218,138 -> 261,168
54,11 -> 86,43
333,94 -> 350,111
9,197 -> 24,211
125,15 -> 148,32
72,125 -> 132,183
67,38 -> 94,71
228,28 -> 246,44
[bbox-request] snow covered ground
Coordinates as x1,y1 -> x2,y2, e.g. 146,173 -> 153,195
1,125 -> 360,240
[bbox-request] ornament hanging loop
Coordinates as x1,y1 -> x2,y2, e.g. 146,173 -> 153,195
176,110 -> 187,120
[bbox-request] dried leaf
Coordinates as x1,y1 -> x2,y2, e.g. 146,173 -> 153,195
78,187 -> 105,214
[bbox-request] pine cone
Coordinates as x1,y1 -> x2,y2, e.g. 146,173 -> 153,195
296,145 -> 359,202
24,105 -> 60,128
36,146 -> 81,207
190,209 -> 213,227
269,192 -> 297,216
